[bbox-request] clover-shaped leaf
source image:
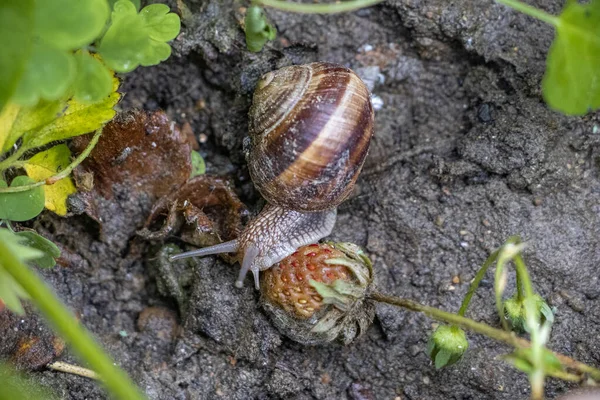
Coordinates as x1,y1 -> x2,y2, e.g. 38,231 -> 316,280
33,0 -> 109,50
11,42 -> 75,106
141,4 -> 181,42
0,176 -> 45,222
99,0 -> 180,73
0,0 -> 33,112
72,51 -> 113,104
139,40 -> 172,67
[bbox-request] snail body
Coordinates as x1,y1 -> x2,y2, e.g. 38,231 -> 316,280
170,62 -> 374,288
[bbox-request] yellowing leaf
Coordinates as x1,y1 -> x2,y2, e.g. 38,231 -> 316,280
24,144 -> 76,215
0,102 -> 19,151
1,100 -> 63,153
22,76 -> 121,150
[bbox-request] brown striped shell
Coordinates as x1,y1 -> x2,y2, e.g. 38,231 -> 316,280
246,62 -> 374,212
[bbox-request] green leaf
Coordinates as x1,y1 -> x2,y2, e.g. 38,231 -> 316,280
21,77 -> 120,150
190,150 -> 206,177
99,0 -> 180,72
0,176 -> 45,222
542,0 -> 600,115
14,231 -> 61,269
72,52 -> 113,104
0,267 -> 29,315
0,0 -> 34,112
139,40 -> 172,67
99,1 -> 150,73
24,144 -> 77,216
140,4 -> 181,42
108,0 -> 140,11
0,228 -> 45,315
11,42 -> 76,106
0,229 -> 45,263
34,0 -> 110,50
504,348 -> 564,376
244,5 -> 277,52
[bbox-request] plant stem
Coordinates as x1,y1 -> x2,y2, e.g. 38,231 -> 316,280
514,254 -> 534,298
0,129 -> 102,194
495,0 -> 559,27
0,146 -> 26,173
458,250 -> 499,317
253,0 -> 383,14
0,241 -> 145,400
47,361 -> 99,380
369,291 -> 600,382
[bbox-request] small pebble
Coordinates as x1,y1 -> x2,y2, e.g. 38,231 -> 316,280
434,215 -> 444,227
452,275 -> 460,284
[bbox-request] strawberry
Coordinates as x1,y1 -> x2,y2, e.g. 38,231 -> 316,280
261,243 -> 351,319
260,242 -> 375,345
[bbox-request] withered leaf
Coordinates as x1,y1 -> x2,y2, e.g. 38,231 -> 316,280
142,176 -> 248,247
0,303 -> 65,370
72,110 -> 192,200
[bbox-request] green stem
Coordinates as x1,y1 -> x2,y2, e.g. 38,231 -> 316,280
495,0 -> 559,27
515,269 -> 525,300
0,241 -> 145,400
253,0 -> 383,14
513,254 -> 534,298
0,146 -> 27,173
458,249 -> 499,317
369,291 -> 600,382
0,129 -> 102,194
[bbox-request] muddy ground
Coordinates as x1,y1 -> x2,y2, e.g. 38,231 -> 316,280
11,0 -> 600,398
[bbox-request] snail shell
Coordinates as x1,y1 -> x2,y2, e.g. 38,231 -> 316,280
246,62 -> 374,212
171,62 -> 375,289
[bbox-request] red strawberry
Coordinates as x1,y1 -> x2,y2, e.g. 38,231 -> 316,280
260,242 -> 375,345
262,243 -> 352,319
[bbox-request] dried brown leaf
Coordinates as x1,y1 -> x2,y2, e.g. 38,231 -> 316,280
72,110 -> 192,200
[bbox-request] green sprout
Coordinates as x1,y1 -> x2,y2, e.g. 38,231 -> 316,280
244,5 -> 277,53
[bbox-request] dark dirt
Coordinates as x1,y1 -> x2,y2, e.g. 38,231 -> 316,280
10,0 -> 600,398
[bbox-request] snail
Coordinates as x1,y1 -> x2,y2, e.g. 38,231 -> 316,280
170,62 -> 374,289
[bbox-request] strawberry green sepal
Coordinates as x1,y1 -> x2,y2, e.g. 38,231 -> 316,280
504,294 -> 554,333
427,325 -> 469,369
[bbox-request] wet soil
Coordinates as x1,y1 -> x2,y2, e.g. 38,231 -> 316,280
15,0 -> 600,398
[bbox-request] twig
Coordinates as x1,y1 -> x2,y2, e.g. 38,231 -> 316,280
47,361 -> 99,380
0,129 -> 102,194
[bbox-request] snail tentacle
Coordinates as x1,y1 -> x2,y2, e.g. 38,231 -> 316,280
236,244 -> 260,289
169,240 -> 239,262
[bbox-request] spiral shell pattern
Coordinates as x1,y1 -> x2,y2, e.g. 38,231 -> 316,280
247,62 -> 374,212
